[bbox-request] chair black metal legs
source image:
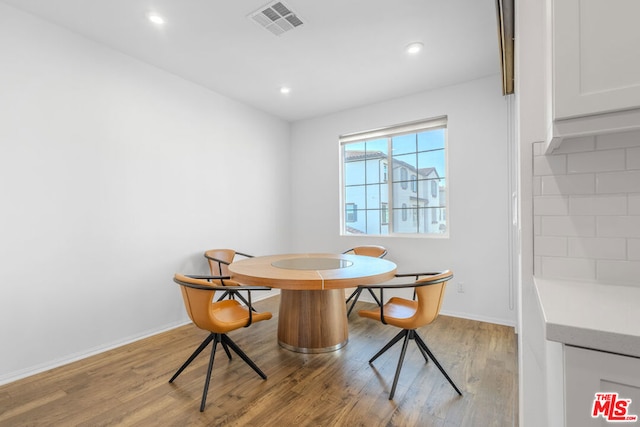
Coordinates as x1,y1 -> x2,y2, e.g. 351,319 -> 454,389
169,334 -> 215,384
369,329 -> 462,400
168,332 -> 267,411
346,287 -> 382,317
413,332 -> 462,395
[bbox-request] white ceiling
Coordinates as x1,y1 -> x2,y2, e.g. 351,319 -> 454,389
3,0 -> 501,122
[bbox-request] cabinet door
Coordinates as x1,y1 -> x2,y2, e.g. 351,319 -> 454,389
553,0 -> 640,120
565,345 -> 640,427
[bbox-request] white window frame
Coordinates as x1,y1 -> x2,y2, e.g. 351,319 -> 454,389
339,116 -> 449,237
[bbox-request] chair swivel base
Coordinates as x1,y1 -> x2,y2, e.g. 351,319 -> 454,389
369,328 -> 462,400
169,332 -> 266,411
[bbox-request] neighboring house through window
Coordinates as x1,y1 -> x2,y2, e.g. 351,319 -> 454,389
381,202 -> 388,225
345,203 -> 357,223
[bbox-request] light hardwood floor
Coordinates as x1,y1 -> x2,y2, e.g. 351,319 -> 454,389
0,296 -> 518,426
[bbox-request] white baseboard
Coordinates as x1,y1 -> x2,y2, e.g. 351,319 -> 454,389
438,309 -> 516,328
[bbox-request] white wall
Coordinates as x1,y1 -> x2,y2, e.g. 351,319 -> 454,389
0,4 -> 291,384
290,75 -> 515,326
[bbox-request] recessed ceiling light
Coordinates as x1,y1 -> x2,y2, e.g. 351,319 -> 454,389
280,87 -> 291,95
148,14 -> 166,25
405,42 -> 424,55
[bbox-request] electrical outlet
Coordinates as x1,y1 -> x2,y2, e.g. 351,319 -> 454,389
457,282 -> 465,293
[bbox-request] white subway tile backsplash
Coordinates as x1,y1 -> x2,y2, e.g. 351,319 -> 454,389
629,239 -> 640,261
535,236 -> 568,256
534,132 -> 640,284
597,260 -> 640,286
534,196 -> 569,215
541,216 -> 596,237
568,237 -> 627,260
568,149 -> 625,174
596,130 -> 640,149
541,174 -> 595,195
596,216 -> 640,238
541,257 -> 596,281
534,154 -> 566,175
630,194 -> 640,215
596,170 -> 640,194
627,147 -> 640,170
569,195 -> 627,216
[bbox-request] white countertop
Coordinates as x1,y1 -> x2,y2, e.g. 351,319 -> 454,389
534,277 -> 640,358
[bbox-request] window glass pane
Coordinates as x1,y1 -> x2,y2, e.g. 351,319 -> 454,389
392,181 -> 408,201
365,183 -> 384,205
367,183 -> 389,204
344,146 -> 366,186
345,203 -> 357,223
392,206 -> 418,233
423,207 -> 447,234
365,159 -> 385,184
365,209 -> 382,235
393,153 -> 417,170
393,153 -> 416,192
380,202 -> 389,225
417,128 -> 445,151
345,208 -> 367,234
366,138 -> 388,155
345,184 -> 365,203
345,141 -> 366,152
416,178 -> 446,207
392,133 -> 416,156
417,149 -> 446,178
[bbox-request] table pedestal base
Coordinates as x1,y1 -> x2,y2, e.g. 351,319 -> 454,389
277,289 -> 348,353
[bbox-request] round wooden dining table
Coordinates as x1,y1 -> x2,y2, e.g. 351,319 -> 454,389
228,253 -> 397,353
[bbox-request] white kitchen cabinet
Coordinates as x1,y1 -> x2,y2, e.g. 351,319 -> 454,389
565,346 -> 640,427
547,0 -> 640,152
535,278 -> 640,426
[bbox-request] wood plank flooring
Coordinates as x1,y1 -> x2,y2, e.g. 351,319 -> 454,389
0,296 -> 518,426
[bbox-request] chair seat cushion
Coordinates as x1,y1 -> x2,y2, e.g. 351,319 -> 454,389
358,297 -> 417,329
209,299 -> 272,333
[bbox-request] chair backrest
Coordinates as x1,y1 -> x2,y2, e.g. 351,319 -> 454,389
344,245 -> 387,258
412,270 -> 453,327
204,249 -> 236,277
174,274 -> 220,331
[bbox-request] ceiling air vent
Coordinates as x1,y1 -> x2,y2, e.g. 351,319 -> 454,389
249,1 -> 304,36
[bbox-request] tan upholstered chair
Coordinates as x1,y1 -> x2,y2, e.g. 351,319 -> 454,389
343,245 -> 388,317
204,249 -> 253,277
358,270 -> 462,399
204,249 -> 254,302
169,274 -> 272,411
